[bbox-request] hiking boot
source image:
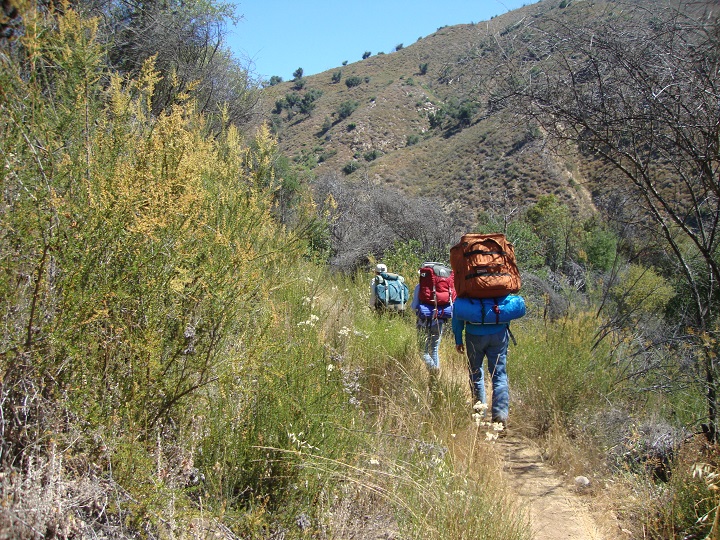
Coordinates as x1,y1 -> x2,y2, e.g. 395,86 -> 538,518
492,417 -> 508,437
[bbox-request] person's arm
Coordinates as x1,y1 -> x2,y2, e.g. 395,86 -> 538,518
411,284 -> 420,311
452,317 -> 465,353
370,276 -> 378,309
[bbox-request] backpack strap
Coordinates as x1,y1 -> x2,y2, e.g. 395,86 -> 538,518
507,325 -> 517,346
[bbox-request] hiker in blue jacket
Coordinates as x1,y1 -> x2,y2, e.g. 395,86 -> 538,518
411,284 -> 445,373
453,319 -> 510,428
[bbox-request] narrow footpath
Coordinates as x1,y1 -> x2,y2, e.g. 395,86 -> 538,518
499,435 -> 610,540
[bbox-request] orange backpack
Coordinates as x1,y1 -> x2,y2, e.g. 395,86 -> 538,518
450,233 -> 522,299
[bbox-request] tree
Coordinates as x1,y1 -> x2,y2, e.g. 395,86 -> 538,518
499,2 -> 720,439
362,51 -> 371,59
293,67 -> 304,80
86,0 -> 259,129
298,88 -> 322,115
336,100 -> 359,120
525,195 -> 577,272
345,75 -> 363,88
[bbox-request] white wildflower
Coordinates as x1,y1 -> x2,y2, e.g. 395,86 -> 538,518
485,431 -> 499,441
327,364 -> 335,372
369,457 -> 380,466
473,401 -> 488,413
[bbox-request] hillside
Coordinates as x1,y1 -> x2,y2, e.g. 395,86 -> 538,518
255,0 -> 620,222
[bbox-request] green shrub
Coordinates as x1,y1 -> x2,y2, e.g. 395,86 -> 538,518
345,76 -> 363,88
343,161 -> 361,174
511,315 -> 615,437
337,100 -> 359,119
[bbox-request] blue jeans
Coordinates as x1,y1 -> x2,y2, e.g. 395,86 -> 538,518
465,328 -> 509,422
418,319 -> 445,370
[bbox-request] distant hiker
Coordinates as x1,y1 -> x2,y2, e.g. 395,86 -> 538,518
370,263 -> 409,313
369,263 -> 387,308
412,262 -> 456,374
450,233 -> 526,430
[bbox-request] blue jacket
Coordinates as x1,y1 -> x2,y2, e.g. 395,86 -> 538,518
412,284 -> 447,327
452,316 -> 507,345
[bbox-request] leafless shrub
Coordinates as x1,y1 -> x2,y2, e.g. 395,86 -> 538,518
0,448 -> 136,539
314,173 -> 466,270
520,272 -> 569,322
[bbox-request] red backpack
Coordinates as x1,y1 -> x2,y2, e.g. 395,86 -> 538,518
418,262 -> 456,307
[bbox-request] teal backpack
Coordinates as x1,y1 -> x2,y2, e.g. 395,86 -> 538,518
373,272 -> 409,311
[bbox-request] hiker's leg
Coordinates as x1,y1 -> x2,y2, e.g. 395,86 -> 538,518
417,323 -> 435,369
486,328 -> 510,424
427,320 -> 443,370
465,333 -> 488,405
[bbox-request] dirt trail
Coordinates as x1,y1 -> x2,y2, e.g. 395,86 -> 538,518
499,435 -> 608,540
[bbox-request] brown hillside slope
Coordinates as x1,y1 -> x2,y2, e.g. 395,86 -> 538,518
256,0 -> 667,221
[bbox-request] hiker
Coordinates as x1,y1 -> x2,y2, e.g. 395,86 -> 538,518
411,283 -> 445,373
369,263 -> 387,308
369,263 -> 409,312
412,262 -> 456,374
452,319 -> 510,428
449,233 -> 525,429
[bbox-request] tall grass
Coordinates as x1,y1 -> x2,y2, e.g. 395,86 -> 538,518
5,5 -> 714,539
511,313 -> 616,435
0,15 -> 531,530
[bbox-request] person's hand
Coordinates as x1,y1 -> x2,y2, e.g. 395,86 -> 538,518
456,344 -> 465,354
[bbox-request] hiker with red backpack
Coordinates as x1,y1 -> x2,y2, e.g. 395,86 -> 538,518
412,262 -> 456,374
450,233 -> 526,431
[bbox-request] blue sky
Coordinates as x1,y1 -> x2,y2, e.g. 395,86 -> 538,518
227,0 -> 535,82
